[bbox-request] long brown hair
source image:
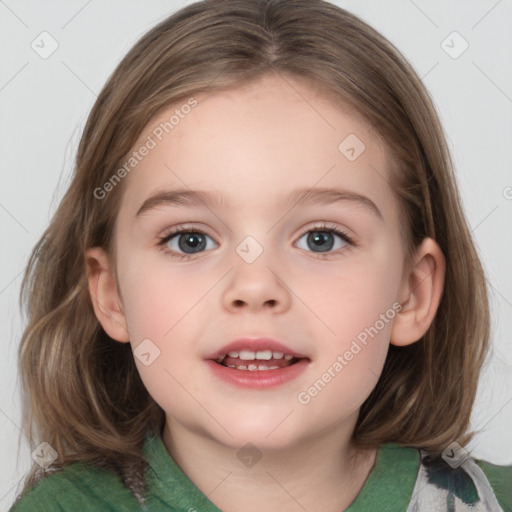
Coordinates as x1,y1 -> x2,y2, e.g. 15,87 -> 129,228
15,0 -> 490,505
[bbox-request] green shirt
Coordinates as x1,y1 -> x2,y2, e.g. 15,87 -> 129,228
9,434 -> 512,511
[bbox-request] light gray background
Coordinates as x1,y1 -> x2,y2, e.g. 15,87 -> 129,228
1,0 -> 511,508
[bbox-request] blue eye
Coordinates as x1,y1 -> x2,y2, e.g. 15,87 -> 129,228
158,228 -> 217,259
158,222 -> 354,260
301,230 -> 347,253
295,223 -> 353,256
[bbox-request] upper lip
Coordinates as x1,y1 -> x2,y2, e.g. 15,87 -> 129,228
205,337 -> 309,361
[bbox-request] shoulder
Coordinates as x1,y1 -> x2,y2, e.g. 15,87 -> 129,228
410,449 -> 512,512
9,462 -> 142,512
476,459 -> 512,512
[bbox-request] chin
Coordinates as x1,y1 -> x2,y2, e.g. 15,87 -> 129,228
207,417 -> 304,451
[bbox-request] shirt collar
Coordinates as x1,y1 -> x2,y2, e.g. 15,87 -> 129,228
144,434 -> 420,511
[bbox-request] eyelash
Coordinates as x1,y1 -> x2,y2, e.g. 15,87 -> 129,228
157,222 -> 356,260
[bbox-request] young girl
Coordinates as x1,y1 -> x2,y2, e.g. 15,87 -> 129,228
10,0 -> 511,510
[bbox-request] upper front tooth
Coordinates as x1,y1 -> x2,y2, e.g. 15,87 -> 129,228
234,350 -> 293,361
237,349 -> 294,361
255,350 -> 272,360
239,350 -> 256,360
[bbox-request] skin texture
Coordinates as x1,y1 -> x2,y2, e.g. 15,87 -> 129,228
86,73 -> 445,511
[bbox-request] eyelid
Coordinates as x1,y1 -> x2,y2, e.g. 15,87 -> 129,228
298,221 -> 356,245
158,223 -> 219,248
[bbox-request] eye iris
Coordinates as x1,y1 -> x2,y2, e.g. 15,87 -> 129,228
308,231 -> 334,252
179,232 -> 206,253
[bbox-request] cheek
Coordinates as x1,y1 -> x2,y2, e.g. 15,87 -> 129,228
299,249 -> 402,404
304,252 -> 401,337
298,268 -> 398,414
120,266 -> 205,413
118,254 -> 209,341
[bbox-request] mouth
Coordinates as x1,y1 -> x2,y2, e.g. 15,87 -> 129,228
205,339 -> 310,388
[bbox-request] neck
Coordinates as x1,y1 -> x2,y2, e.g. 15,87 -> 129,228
162,416 -> 378,512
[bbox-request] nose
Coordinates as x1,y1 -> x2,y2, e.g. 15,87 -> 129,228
222,257 -> 291,314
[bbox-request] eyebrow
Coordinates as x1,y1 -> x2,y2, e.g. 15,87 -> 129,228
135,186 -> 383,220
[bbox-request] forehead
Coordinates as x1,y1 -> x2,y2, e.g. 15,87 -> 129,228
118,74 -> 395,219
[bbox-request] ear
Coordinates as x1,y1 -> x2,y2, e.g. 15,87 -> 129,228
85,247 -> 130,343
390,237 -> 446,346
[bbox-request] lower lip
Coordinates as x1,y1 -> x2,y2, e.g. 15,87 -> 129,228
205,359 -> 309,389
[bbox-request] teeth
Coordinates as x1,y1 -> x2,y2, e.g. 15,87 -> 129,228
215,349 -> 299,366
239,350 -> 256,360
236,350 -> 294,361
226,364 -> 281,371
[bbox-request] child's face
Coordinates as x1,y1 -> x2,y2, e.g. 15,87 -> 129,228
110,74 -> 409,449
